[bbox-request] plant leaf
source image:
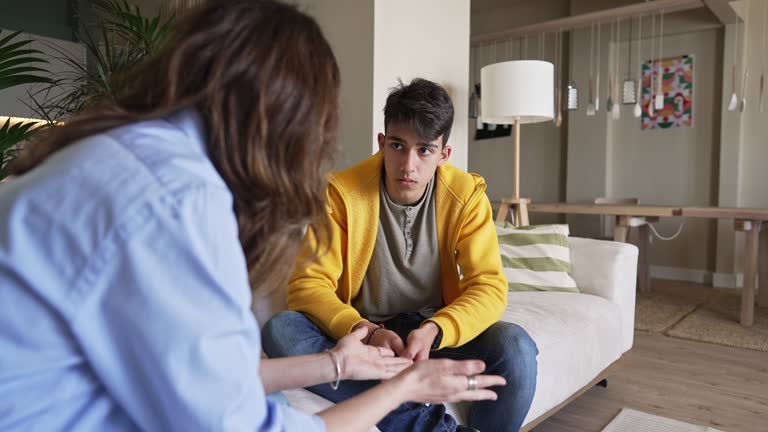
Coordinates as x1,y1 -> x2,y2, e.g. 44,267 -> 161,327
0,75 -> 55,91
0,30 -> 24,47
0,65 -> 50,78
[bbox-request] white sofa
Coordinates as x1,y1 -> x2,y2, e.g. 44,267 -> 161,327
255,237 -> 638,431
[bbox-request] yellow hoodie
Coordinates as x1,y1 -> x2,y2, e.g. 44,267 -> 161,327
287,153 -> 507,349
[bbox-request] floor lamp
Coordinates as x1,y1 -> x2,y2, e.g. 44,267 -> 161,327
481,60 -> 554,226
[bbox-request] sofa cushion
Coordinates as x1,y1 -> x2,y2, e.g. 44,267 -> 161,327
281,388 -> 381,432
503,291 -> 625,425
495,222 -> 579,293
282,291 -> 625,429
446,291 -> 625,426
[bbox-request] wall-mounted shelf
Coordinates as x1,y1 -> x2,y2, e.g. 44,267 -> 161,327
471,0 -> 707,46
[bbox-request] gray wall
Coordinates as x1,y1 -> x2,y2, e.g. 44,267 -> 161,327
606,29 -> 722,276
713,0 -> 768,287
292,0 -> 376,170
470,0 -> 730,283
469,0 -> 570,225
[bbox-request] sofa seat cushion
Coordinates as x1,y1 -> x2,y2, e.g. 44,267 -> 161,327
507,291 -> 625,425
445,291 -> 626,426
280,291 -> 625,430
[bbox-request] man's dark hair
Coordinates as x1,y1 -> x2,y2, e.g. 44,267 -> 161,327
384,78 -> 454,147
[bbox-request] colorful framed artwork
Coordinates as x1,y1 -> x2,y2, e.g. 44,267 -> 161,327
641,54 -> 694,130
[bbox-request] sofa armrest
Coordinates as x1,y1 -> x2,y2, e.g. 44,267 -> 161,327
568,237 -> 638,352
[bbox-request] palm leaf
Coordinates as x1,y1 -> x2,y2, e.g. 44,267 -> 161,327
25,1 -> 175,125
0,66 -> 50,80
0,31 -> 53,178
92,0 -> 174,56
0,119 -> 44,181
0,76 -> 56,92
0,31 -> 53,91
0,40 -> 45,58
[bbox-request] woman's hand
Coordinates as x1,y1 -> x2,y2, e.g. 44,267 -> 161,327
332,327 -> 413,381
317,352 -> 505,432
392,359 -> 506,404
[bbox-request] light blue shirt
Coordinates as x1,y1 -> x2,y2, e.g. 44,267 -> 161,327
0,109 -> 325,431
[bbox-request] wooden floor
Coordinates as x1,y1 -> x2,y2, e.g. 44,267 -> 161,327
531,330 -> 768,432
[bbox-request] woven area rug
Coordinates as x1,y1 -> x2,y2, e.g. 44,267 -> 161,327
601,408 -> 724,432
635,282 -> 715,333
666,289 -> 768,352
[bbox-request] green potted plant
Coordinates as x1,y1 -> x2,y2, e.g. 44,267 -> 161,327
29,0 -> 175,122
0,30 -> 54,181
0,1 -> 174,181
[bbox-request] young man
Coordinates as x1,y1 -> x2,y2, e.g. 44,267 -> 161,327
263,78 -> 538,432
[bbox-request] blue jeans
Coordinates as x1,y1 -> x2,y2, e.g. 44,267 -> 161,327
262,311 -> 538,432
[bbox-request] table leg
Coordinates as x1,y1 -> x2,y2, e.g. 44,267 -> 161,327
638,224 -> 651,293
759,226 -> 768,308
613,215 -> 630,243
740,220 -> 761,327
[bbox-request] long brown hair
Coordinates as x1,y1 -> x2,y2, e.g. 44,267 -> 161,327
11,0 -> 339,296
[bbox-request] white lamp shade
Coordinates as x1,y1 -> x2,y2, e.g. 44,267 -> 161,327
480,60 -> 554,124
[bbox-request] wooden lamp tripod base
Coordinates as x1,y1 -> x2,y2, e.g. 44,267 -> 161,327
496,197 -> 531,226
494,119 -> 531,227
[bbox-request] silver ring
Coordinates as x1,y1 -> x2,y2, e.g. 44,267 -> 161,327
467,375 -> 478,391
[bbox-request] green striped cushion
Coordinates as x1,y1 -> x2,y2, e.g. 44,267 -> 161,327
495,222 -> 579,293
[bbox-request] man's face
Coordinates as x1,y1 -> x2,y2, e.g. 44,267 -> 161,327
378,124 -> 451,206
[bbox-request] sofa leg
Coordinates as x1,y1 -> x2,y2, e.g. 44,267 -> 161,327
596,379 -> 608,388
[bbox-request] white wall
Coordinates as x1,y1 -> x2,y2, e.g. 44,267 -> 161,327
293,0 -> 470,171
372,0 -> 470,170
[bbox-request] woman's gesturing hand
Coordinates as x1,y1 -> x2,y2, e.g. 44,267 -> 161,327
332,327 -> 413,381
394,359 -> 506,404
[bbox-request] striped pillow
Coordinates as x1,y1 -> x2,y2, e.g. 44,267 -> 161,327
495,222 -> 579,293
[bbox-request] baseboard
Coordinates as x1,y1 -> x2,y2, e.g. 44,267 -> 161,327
648,268 -> 749,289
649,265 -> 713,284
712,272 -> 744,289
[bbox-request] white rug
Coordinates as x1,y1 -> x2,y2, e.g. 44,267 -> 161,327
601,408 -> 725,432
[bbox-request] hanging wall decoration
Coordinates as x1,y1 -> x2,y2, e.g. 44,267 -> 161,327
641,54 -> 694,130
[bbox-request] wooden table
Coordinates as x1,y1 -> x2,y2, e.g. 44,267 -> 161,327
680,207 -> 768,326
525,202 -> 768,326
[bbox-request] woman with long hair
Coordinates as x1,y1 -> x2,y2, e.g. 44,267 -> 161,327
0,1 -> 503,431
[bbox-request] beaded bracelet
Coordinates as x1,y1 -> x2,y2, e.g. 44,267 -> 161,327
365,323 -> 385,345
326,350 -> 342,390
